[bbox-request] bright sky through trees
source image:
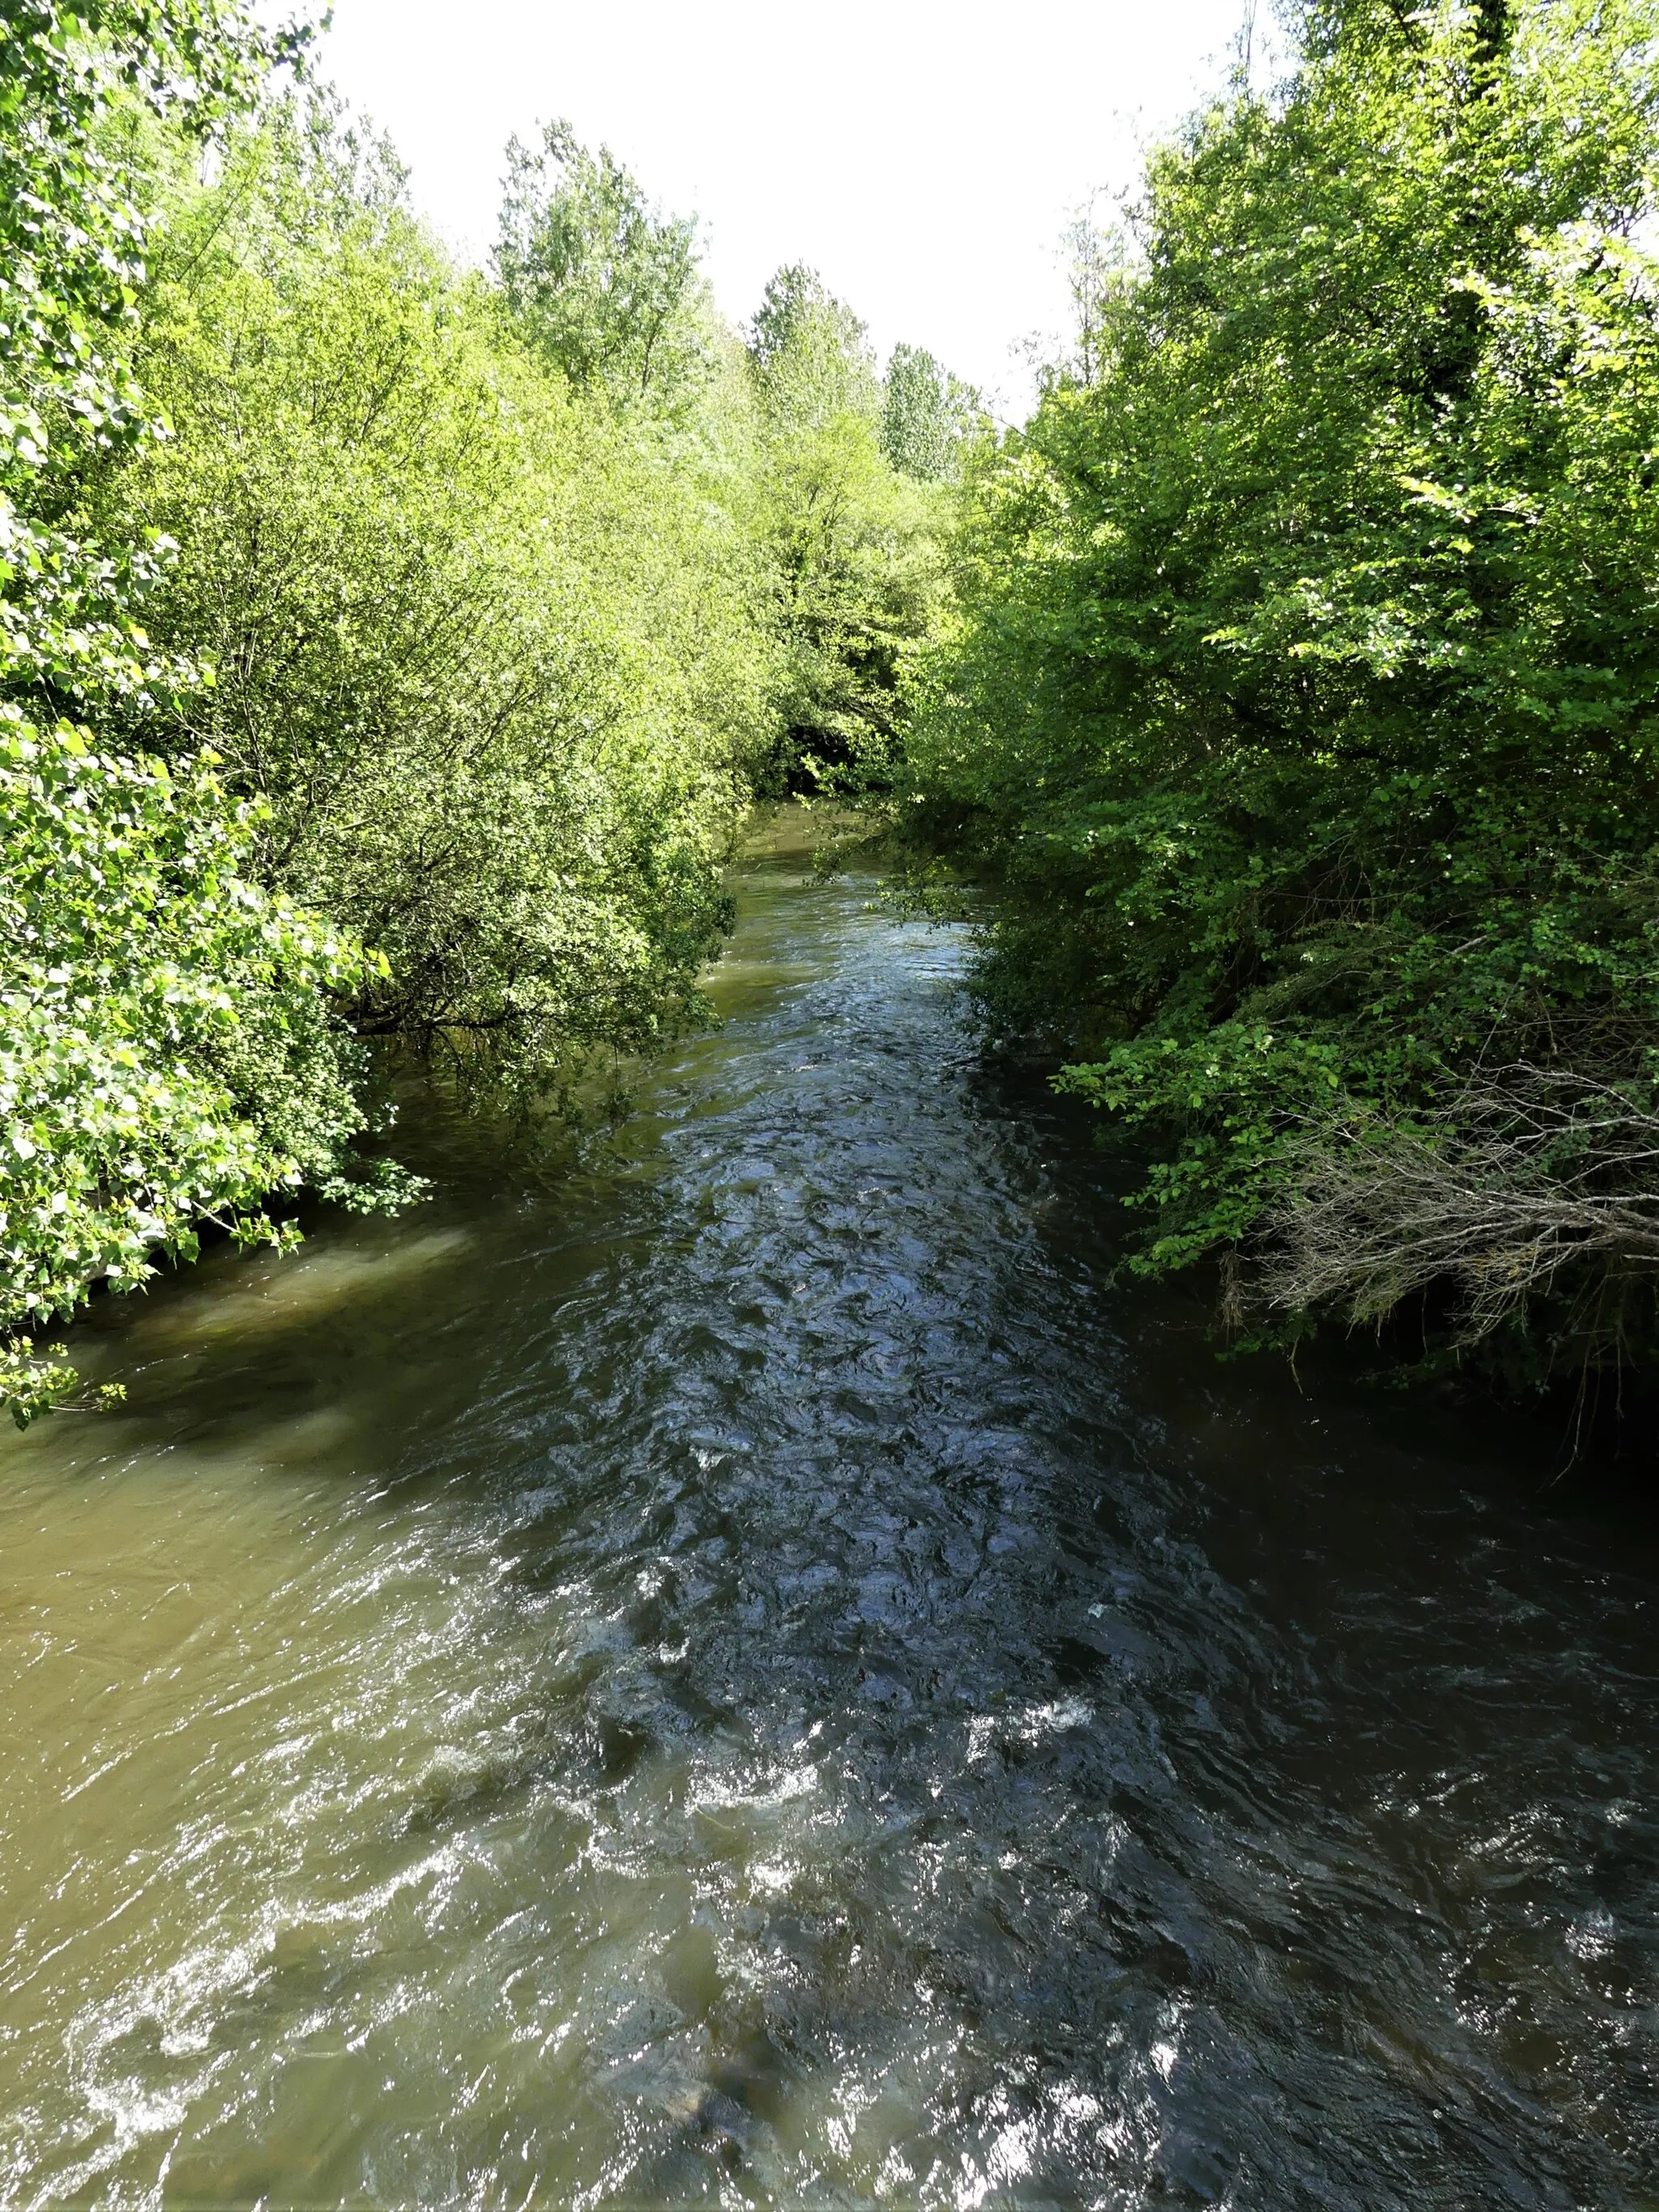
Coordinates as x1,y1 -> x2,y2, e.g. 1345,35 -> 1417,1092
317,0 -> 1254,414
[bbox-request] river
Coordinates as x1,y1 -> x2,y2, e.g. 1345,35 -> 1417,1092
2,816 -> 1657,2209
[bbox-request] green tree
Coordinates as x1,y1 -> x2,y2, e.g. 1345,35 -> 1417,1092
84,95 -> 778,1093
0,3 -> 402,1426
0,727 -> 399,1425
880,343 -> 979,482
1056,205 -> 1133,389
906,0 -> 1659,1386
496,119 -> 706,412
746,267 -> 948,790
748,263 -> 879,424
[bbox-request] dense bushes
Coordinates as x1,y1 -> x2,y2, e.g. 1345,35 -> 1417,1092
0,726 -> 403,1421
88,99 -> 778,1089
0,2 -> 396,1423
906,0 -> 1659,1387
1,7 -> 964,1421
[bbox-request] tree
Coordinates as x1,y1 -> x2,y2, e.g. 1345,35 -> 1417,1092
0,3 -> 400,1427
905,0 -> 1659,1387
83,94 -> 781,1094
1055,203 -> 1132,390
880,344 -> 980,482
744,266 -> 945,791
496,119 -> 706,411
748,262 -> 881,426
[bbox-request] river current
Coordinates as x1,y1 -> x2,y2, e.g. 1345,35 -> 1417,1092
2,820 -> 1657,2209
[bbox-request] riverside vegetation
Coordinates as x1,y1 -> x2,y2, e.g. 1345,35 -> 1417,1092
0,0 -> 965,1421
7,0 -> 1659,1426
903,0 -> 1659,1403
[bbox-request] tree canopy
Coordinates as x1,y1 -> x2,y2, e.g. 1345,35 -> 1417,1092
905,0 -> 1659,1388
0,2 -> 398,1424
496,119 -> 706,412
0,16 -> 968,1422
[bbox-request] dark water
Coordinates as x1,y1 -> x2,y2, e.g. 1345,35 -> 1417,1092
2,820 -> 1657,2208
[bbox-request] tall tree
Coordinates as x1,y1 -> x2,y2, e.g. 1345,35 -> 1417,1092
496,120 -> 705,411
0,3 -> 399,1427
748,262 -> 880,427
744,266 -> 943,790
880,343 -> 979,481
906,0 -> 1659,1385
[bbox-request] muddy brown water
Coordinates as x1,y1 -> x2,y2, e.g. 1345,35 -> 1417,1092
2,819 -> 1657,2208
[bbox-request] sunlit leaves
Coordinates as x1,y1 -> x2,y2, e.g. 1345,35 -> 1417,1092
906,0 -> 1659,1380
0,714 -> 385,1421
94,96 -> 778,1090
0,1 -> 397,1426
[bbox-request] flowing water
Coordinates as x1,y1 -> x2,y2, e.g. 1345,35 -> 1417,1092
2,817 -> 1657,2210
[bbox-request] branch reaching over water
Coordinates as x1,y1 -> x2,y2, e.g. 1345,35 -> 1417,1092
1260,1066 -> 1659,1351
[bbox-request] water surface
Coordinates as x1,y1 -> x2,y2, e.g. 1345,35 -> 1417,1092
2,820 -> 1657,2208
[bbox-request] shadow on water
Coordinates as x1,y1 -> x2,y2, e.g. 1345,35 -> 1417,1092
2,811 -> 1657,2209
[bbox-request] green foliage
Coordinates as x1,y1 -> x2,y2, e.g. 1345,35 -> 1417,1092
906,0 -> 1659,1383
83,96 -> 780,1094
1055,205 -> 1137,390
748,264 -> 880,424
0,2 -> 407,1426
497,119 -> 706,414
880,343 -> 979,482
745,269 -> 952,790
0,714 -> 402,1424
0,0 -> 293,702
1,16 -> 966,1423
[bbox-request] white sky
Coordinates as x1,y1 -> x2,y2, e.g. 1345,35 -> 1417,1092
315,0 -> 1253,417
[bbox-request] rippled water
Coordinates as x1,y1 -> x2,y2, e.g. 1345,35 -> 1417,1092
3,816 -> 1657,2210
